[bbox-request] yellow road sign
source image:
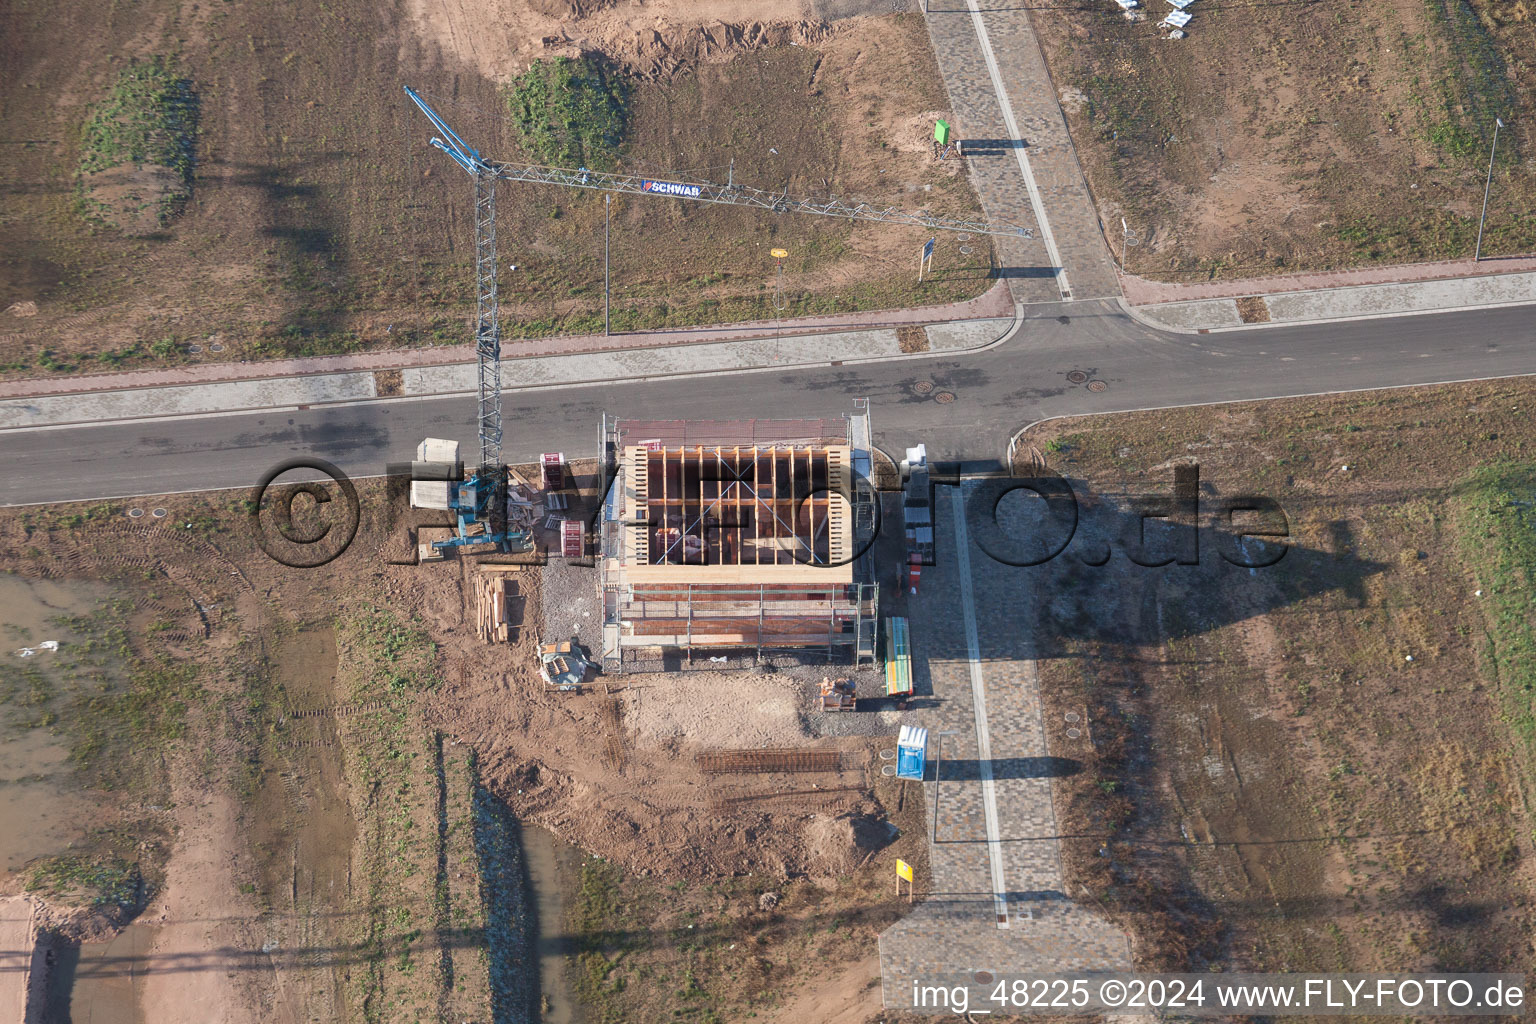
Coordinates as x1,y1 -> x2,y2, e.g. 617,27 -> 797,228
896,858 -> 913,882
770,248 -> 789,259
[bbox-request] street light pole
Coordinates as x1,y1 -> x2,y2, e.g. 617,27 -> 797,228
1475,117 -> 1506,262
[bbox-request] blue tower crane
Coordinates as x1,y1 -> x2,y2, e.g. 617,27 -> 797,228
403,86 -> 528,554
401,84 -> 1037,551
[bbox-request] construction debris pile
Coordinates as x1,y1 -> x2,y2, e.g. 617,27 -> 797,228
818,675 -> 857,712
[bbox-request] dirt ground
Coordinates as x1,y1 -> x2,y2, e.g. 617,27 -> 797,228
1036,0 -> 1536,280
0,469 -> 924,1021
0,0 -> 989,379
1016,377 -> 1536,975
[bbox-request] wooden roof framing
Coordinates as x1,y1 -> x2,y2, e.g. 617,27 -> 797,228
619,443 -> 853,584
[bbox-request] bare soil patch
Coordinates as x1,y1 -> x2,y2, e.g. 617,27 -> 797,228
0,0 -> 988,379
1018,377 -> 1536,973
1,473 -> 932,1021
1034,0 -> 1536,280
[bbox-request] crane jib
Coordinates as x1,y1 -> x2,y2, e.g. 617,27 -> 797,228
642,179 -> 703,199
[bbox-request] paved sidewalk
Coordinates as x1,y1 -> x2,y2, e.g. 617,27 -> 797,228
0,280 -> 1010,401
924,2 -> 1119,304
878,482 -> 1129,1009
1126,267 -> 1536,333
0,314 -> 1016,430
1120,253 -> 1536,305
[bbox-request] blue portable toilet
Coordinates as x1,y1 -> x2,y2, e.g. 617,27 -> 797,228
896,724 -> 928,780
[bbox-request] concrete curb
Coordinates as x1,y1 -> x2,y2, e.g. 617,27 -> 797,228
0,278 -> 1015,401
1119,269 -> 1536,335
0,309 -> 1023,432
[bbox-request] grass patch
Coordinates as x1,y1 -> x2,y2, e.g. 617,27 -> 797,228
1455,462 -> 1536,801
570,857 -> 635,1024
1421,0 -> 1514,163
10,594 -> 203,794
77,56 -> 198,231
509,56 -> 628,170
27,855 -> 144,911
339,604 -> 443,701
333,605 -> 482,1021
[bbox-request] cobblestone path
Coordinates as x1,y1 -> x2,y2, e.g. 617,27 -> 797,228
878,481 -> 1130,1009
923,2 -> 1121,304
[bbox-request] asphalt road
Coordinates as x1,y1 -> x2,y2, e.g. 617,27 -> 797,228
2,298 -> 1533,505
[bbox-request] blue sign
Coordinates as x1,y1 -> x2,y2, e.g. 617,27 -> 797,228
922,238 -> 935,259
896,724 -> 928,780
642,179 -> 703,199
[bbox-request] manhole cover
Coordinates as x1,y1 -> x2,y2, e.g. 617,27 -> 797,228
127,508 -> 144,518
1087,379 -> 1108,392
880,764 -> 898,777
959,245 -> 972,255
879,748 -> 896,760
1066,370 -> 1088,384
933,391 -> 956,404
209,343 -> 225,353
910,380 -> 935,395
957,234 -> 972,242
151,508 -> 168,518
1065,711 -> 1080,723
974,971 -> 994,984
1066,727 -> 1082,740
187,344 -> 202,354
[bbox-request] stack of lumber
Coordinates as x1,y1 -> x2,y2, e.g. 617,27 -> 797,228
475,568 -> 520,643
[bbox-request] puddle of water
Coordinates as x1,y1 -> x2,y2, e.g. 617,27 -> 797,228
523,826 -> 585,1024
45,921 -> 157,1024
0,574 -> 112,873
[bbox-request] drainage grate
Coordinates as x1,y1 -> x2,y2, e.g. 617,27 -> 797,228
934,391 -> 956,404
910,380 -> 935,395
1066,370 -> 1088,384
1087,379 -> 1108,393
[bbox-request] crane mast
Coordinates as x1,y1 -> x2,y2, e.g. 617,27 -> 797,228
401,84 -> 1036,549
471,170 -> 501,472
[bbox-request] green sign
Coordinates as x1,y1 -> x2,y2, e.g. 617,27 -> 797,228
934,119 -> 951,145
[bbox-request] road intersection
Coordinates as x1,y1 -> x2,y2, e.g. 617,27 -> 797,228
2,297 -> 1531,506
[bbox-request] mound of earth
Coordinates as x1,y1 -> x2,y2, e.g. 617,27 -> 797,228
802,813 -> 895,885
405,0 -> 830,78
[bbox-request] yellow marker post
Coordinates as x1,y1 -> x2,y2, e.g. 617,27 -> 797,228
770,249 -> 789,314
896,858 -> 914,902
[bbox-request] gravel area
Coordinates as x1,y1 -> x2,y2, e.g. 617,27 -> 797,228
539,558 -> 601,659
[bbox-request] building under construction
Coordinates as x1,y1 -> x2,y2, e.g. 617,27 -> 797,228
598,404 -> 879,670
